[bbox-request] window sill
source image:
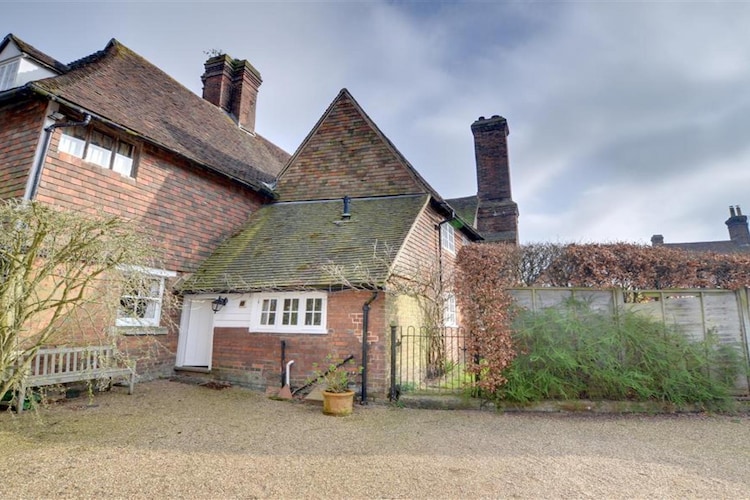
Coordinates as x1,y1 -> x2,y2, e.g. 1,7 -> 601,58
110,326 -> 168,336
248,328 -> 328,335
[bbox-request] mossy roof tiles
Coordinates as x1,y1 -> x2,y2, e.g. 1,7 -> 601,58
181,194 -> 429,292
445,195 -> 478,228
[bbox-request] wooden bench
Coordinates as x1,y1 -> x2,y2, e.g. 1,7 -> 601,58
14,346 -> 135,413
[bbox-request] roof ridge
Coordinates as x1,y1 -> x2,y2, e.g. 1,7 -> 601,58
272,193 -> 428,206
29,37 -> 289,193
65,39 -> 116,69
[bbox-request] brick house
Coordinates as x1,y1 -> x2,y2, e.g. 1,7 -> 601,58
0,34 -> 288,376
178,89 -> 519,399
1,33 -> 518,398
651,205 -> 750,254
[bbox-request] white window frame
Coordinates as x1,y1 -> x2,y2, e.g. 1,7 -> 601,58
441,223 -> 456,254
116,266 -> 176,328
59,126 -> 137,178
250,292 -> 327,334
444,293 -> 457,327
0,59 -> 19,91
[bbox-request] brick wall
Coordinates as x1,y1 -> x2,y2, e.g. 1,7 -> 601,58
0,98 -> 46,199
23,114 -> 268,380
476,200 -> 519,244
210,289 -> 390,398
37,127 -> 266,273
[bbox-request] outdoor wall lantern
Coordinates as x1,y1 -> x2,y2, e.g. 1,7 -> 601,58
211,296 -> 228,313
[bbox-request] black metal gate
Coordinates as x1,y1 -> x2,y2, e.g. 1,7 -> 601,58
389,325 -> 471,399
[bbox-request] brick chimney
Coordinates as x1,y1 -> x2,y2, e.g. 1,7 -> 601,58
202,54 -> 262,133
726,205 -> 750,245
471,115 -> 519,244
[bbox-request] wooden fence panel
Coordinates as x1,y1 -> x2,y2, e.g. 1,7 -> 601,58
509,288 -> 616,314
509,287 -> 750,393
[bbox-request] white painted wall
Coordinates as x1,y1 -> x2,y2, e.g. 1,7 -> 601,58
0,39 -> 59,91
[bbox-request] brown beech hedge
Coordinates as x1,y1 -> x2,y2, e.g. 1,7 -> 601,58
456,242 -> 750,392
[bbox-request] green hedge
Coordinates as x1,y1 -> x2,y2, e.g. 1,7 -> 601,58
495,299 -> 744,411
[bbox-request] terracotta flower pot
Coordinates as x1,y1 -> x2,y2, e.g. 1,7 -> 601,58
322,390 -> 355,416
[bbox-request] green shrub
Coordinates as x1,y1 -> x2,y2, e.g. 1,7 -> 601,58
495,299 -> 743,410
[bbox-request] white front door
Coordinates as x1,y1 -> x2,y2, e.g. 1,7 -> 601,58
177,298 -> 214,368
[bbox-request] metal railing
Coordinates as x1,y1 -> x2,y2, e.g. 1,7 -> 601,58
389,325 -> 472,399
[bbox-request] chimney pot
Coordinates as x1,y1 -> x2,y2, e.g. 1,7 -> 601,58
726,204 -> 750,245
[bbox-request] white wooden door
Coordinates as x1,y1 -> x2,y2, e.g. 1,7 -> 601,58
178,298 -> 214,368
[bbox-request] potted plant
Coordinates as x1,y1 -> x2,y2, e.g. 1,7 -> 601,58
313,356 -> 359,416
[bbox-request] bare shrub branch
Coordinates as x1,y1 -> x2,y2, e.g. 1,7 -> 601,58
0,200 -> 156,400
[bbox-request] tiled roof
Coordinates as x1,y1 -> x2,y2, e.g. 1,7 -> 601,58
30,39 -> 288,189
181,194 -> 429,292
663,241 -> 750,254
1,34 -> 68,73
445,195 -> 478,228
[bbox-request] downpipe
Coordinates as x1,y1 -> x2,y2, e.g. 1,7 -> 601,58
285,360 -> 295,387
360,291 -> 378,405
27,113 -> 91,200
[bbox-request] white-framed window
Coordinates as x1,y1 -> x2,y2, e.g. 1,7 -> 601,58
444,293 -> 457,327
251,292 -> 327,334
59,126 -> 137,178
116,267 -> 176,328
0,59 -> 19,91
260,298 -> 277,325
441,223 -> 456,254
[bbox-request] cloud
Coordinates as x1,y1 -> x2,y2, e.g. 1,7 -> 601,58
6,1 -> 750,245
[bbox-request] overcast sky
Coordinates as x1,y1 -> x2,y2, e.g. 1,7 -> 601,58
4,1 -> 750,244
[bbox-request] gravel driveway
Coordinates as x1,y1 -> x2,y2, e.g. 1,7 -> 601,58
1,379 -> 748,498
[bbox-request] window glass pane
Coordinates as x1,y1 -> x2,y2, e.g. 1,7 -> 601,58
112,141 -> 134,177
118,276 -> 161,322
0,60 -> 19,91
85,130 -> 113,168
282,298 -> 299,325
260,299 -> 277,325
305,298 -> 322,326
119,298 -> 158,321
441,224 -> 455,253
444,293 -> 457,326
58,129 -> 86,158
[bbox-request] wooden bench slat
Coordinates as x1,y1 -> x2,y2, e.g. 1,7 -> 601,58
12,346 -> 136,414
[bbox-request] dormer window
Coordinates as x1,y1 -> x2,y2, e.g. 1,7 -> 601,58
0,59 -> 19,91
59,126 -> 137,178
